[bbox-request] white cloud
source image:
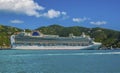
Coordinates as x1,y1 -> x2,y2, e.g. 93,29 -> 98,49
72,17 -> 90,23
43,9 -> 60,18
61,12 -> 67,15
90,21 -> 107,25
10,19 -> 24,24
43,9 -> 67,19
0,0 -> 44,17
0,0 -> 69,19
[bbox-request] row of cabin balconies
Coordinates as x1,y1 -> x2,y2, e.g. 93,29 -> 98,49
15,39 -> 90,43
15,41 -> 91,44
14,42 -> 92,46
15,37 -> 90,41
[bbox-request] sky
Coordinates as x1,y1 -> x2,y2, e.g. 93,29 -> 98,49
0,0 -> 120,31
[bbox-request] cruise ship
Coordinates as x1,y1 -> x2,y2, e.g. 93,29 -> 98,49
10,31 -> 101,50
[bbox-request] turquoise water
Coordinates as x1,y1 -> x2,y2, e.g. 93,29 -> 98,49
0,50 -> 120,73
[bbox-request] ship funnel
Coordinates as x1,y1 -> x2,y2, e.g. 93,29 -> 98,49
81,32 -> 86,37
24,29 -> 25,33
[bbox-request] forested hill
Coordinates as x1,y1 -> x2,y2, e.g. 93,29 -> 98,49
36,25 -> 120,48
0,24 -> 120,49
0,25 -> 22,48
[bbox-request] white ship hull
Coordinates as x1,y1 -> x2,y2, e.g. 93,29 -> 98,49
10,32 -> 101,50
12,44 -> 101,50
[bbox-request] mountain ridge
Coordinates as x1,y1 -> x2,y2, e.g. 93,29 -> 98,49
0,24 -> 120,49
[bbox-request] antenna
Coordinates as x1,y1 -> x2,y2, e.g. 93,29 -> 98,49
81,32 -> 86,37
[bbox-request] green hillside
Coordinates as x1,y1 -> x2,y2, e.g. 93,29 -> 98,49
0,24 -> 120,49
36,24 -> 120,48
0,25 -> 22,48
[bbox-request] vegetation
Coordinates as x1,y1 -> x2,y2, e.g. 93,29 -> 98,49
0,24 -> 120,49
0,25 -> 22,48
36,24 -> 120,49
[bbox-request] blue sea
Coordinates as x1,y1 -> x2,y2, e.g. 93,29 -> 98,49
0,49 -> 120,73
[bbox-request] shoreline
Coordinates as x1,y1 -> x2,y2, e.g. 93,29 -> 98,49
0,47 -> 120,50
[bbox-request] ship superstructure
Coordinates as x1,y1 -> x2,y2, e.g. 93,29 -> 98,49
10,31 -> 101,49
